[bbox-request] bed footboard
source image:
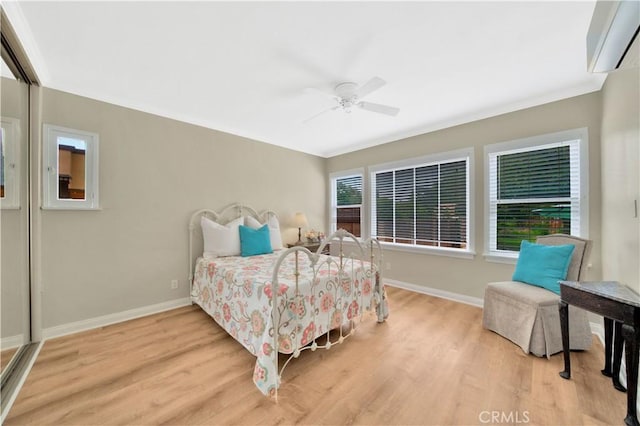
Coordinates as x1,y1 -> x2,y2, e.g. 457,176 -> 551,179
269,229 -> 386,400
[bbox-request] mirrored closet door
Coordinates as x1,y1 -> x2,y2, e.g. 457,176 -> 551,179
0,14 -> 35,419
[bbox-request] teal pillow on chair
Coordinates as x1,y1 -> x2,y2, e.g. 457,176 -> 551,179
512,240 -> 575,294
239,224 -> 273,257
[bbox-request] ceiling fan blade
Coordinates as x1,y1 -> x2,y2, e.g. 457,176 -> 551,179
354,76 -> 386,99
358,101 -> 399,116
303,105 -> 340,123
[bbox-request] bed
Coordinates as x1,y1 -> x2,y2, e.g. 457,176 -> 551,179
188,204 -> 388,398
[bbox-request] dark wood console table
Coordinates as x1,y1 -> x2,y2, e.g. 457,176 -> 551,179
559,281 -> 640,426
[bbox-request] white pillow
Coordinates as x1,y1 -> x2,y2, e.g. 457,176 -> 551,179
245,215 -> 283,250
201,216 -> 243,257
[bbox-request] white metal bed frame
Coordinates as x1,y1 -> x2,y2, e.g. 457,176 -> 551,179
188,203 -> 386,399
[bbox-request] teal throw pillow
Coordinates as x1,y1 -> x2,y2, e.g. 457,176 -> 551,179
512,240 -> 575,294
239,224 -> 273,257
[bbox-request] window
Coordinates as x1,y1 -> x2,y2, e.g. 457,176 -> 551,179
43,124 -> 99,210
330,170 -> 363,237
486,128 -> 588,259
0,117 -> 20,209
370,149 -> 473,256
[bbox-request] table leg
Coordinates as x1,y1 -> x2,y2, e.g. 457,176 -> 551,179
602,318 -> 614,376
613,321 -> 627,392
622,324 -> 639,426
559,300 -> 571,380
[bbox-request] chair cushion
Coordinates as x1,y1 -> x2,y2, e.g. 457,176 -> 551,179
512,240 -> 575,294
486,281 -> 559,307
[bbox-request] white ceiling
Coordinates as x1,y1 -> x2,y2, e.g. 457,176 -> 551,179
5,1 -> 606,157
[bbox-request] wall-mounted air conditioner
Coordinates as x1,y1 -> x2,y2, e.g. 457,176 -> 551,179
587,0 -> 640,73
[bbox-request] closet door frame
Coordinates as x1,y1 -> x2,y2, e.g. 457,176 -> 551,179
0,7 -> 42,421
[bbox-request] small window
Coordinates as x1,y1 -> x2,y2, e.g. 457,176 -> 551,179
43,124 -> 99,210
485,128 -> 588,259
330,170 -> 363,237
0,118 -> 20,209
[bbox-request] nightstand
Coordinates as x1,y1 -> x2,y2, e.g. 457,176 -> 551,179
286,242 -> 330,254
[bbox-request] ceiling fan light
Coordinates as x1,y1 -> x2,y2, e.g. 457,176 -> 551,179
303,76 -> 399,123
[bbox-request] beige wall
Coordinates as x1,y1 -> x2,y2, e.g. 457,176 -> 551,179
39,88 -> 326,329
600,67 -> 640,292
327,92 -> 603,299
36,81 -> 623,327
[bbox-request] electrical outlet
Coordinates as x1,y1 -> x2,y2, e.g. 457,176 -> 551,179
386,262 -> 391,271
170,279 -> 179,290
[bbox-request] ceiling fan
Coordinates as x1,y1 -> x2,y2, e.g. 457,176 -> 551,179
303,76 -> 400,123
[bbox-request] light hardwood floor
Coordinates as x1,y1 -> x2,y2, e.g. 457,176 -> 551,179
5,287 -> 625,425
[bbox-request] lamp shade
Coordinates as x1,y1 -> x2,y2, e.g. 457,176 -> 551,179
292,212 -> 308,228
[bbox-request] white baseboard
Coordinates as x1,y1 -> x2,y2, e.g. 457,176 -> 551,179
42,297 -> 191,340
385,278 -> 484,308
1,334 -> 26,350
590,321 -> 604,346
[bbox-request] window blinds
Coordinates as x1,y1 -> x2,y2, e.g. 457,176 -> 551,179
336,175 -> 362,206
335,175 -> 363,237
373,159 -> 468,249
489,141 -> 580,253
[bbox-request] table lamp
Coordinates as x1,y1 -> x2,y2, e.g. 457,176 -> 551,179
292,212 -> 308,245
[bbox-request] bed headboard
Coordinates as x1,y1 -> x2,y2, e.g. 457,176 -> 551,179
187,203 -> 278,287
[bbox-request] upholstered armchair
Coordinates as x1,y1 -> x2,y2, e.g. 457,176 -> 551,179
482,234 -> 593,357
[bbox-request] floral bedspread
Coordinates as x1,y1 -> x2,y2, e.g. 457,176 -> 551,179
191,249 -> 387,395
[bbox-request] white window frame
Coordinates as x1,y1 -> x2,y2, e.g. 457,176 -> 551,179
369,148 -> 475,259
330,168 -> 364,238
484,128 -> 589,263
0,117 -> 21,209
43,124 -> 100,210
